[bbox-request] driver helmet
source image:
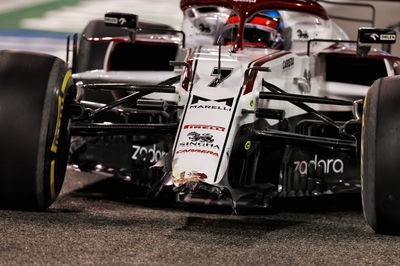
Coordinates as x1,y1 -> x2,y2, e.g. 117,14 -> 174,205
223,10 -> 284,49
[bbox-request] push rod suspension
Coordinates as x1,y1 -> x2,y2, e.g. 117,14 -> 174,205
262,80 -> 342,129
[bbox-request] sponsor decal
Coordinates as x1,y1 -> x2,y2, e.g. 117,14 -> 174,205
179,132 -> 220,150
359,29 -> 396,44
191,95 -> 234,106
244,141 -> 252,151
184,124 -> 225,131
297,29 -> 309,39
51,71 -> 71,153
118,18 -> 127,25
208,67 -> 234,87
179,142 -> 220,149
370,33 -> 379,41
368,33 -> 395,41
104,17 -> 118,25
176,149 -> 219,157
104,13 -> 137,28
379,34 -> 396,41
198,22 -> 212,34
132,144 -> 166,163
190,95 -> 234,112
293,154 -> 344,175
282,57 -> 294,70
187,132 -> 214,143
50,71 -> 71,201
249,99 -> 255,108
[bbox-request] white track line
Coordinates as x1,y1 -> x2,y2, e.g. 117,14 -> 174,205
0,0 -> 55,13
21,0 -> 182,32
0,36 -> 66,59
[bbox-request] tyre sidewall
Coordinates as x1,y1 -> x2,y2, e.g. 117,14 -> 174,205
362,76 -> 400,233
361,78 -> 379,230
37,60 -> 72,208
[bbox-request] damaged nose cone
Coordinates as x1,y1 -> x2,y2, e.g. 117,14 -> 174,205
173,181 -> 200,194
172,171 -> 207,187
173,174 -> 226,205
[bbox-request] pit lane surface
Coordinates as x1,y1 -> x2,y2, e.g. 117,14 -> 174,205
1,170 -> 400,265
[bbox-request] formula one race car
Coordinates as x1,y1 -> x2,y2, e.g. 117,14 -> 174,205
0,0 -> 399,234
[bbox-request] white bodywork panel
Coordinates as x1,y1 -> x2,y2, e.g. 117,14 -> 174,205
172,47 -> 249,186
73,70 -> 177,85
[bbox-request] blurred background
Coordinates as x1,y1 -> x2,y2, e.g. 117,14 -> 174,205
0,0 -> 182,58
0,0 -> 398,58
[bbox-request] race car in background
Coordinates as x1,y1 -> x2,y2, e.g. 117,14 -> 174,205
0,0 -> 399,234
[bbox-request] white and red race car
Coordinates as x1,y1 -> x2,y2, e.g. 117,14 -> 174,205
0,0 -> 399,234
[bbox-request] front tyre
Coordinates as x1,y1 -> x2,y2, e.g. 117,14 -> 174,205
0,50 -> 72,210
362,75 -> 400,234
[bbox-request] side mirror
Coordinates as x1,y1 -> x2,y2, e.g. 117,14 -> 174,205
357,27 -> 397,57
104,12 -> 139,29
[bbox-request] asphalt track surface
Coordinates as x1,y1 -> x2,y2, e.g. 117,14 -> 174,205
1,170 -> 400,265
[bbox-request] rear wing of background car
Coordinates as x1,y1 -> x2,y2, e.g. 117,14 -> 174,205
317,0 -> 400,54
307,27 -> 396,57
357,27 -> 397,56
104,12 -> 139,42
66,12 -> 186,72
99,12 -> 186,45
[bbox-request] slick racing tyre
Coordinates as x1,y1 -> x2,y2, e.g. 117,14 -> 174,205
0,50 -> 72,210
362,75 -> 400,234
